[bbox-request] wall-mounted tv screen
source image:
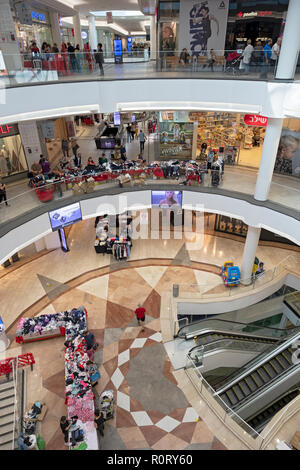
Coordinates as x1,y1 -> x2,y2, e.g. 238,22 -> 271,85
49,202 -> 82,231
151,190 -> 182,208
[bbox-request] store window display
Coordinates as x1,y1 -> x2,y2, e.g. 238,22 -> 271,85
0,136 -> 27,177
274,120 -> 300,177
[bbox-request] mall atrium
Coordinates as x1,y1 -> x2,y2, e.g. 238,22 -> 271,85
0,0 -> 300,453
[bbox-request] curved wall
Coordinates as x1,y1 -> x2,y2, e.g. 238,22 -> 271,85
0,187 -> 299,265
1,79 -> 300,123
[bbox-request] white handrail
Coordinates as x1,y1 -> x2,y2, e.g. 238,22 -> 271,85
11,358 -> 18,450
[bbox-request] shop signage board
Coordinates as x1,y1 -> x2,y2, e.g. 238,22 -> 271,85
244,114 -> 268,127
31,11 -> 46,23
0,124 -> 19,137
178,0 -> 230,57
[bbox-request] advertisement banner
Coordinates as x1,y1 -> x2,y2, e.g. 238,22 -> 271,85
159,121 -> 194,159
178,0 -> 229,57
274,129 -> 300,177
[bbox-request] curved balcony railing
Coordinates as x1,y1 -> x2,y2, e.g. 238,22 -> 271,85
1,49 -> 297,88
0,162 -> 299,230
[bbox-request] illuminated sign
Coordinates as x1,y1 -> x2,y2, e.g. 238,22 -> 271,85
244,115 -> 268,127
0,124 -> 19,136
31,11 -> 46,22
237,11 -> 273,18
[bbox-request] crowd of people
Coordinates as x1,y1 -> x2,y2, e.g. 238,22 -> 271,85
25,40 -> 106,75
238,37 -> 282,77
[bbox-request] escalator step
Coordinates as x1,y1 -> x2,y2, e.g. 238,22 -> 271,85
281,350 -> 292,365
225,389 -> 239,406
264,363 -> 276,379
238,381 -> 252,396
244,377 -> 257,392
256,368 -> 269,384
250,372 -> 263,388
269,360 -> 282,374
275,355 -> 289,370
232,385 -> 245,401
220,392 -> 234,408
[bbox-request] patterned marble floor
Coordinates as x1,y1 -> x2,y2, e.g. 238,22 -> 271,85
9,265 -> 226,451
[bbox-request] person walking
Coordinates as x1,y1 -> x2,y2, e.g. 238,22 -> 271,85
94,410 -> 105,437
260,39 -> 272,79
270,37 -> 282,74
252,40 -> 264,74
135,303 -> 146,331
60,416 -> 71,446
126,124 -> 132,143
242,39 -> 254,75
61,139 -> 69,158
95,43 -> 104,76
138,129 -> 146,153
0,179 -> 9,207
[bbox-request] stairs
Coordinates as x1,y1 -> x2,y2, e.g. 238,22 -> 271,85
0,379 -> 16,450
218,346 -> 294,409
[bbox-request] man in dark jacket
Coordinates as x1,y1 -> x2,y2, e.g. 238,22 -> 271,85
95,43 -> 104,75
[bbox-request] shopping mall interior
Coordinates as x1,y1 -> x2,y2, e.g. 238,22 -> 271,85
0,0 -> 300,455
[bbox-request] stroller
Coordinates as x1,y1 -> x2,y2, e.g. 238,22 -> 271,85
224,51 -> 242,76
99,390 -> 114,421
211,164 -> 221,187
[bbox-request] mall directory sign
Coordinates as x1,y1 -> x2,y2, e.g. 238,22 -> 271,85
48,202 -> 82,231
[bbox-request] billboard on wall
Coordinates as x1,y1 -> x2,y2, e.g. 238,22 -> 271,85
178,0 -> 229,57
274,129 -> 300,177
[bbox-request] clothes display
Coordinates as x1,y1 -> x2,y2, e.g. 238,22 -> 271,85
15,306 -> 98,450
94,214 -> 132,259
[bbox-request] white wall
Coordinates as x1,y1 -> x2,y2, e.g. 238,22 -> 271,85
1,79 -> 300,124
0,190 -> 299,266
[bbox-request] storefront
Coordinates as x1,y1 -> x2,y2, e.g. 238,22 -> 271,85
157,110 -> 265,167
225,1 -> 289,49
0,124 -> 28,178
214,214 -> 298,247
15,10 -> 53,51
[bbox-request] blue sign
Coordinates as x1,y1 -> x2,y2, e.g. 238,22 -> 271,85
114,39 -> 123,56
128,36 -> 132,52
114,112 -> 121,126
32,11 -> 46,22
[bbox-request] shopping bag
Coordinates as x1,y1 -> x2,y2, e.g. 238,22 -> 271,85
37,434 -> 45,450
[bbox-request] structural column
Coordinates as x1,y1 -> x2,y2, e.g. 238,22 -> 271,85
0,0 -> 22,70
150,14 -> 157,60
240,226 -> 261,285
275,0 -> 300,80
88,15 -> 97,51
254,117 -> 283,201
73,10 -> 82,49
49,11 -> 62,49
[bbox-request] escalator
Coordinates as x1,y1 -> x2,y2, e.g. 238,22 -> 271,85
177,317 -> 294,343
246,387 -> 300,433
213,332 -> 300,419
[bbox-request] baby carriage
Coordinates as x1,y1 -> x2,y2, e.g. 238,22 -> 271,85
99,390 -> 114,420
224,51 -> 242,76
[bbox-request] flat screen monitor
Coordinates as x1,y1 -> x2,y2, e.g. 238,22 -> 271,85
101,138 -> 115,149
151,190 -> 182,208
49,202 -> 82,231
114,112 -> 120,126
131,114 -> 135,123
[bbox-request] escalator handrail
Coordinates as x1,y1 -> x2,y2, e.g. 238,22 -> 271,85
231,361 -> 300,413
188,335 -> 279,357
177,317 -> 298,339
189,328 -> 285,342
246,386 -> 300,428
215,330 -> 300,394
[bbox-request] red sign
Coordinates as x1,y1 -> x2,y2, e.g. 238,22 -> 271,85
0,125 -> 13,135
244,114 -> 268,127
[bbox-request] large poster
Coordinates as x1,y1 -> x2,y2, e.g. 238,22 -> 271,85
274,129 -> 300,177
159,121 -> 194,159
178,0 -> 229,57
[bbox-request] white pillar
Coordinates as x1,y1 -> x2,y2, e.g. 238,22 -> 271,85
73,11 -> 82,49
49,11 -> 62,49
150,15 -> 157,60
44,232 -> 61,250
275,0 -> 300,80
240,226 -> 261,285
254,118 -> 283,201
0,0 -> 22,71
88,15 -> 97,51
